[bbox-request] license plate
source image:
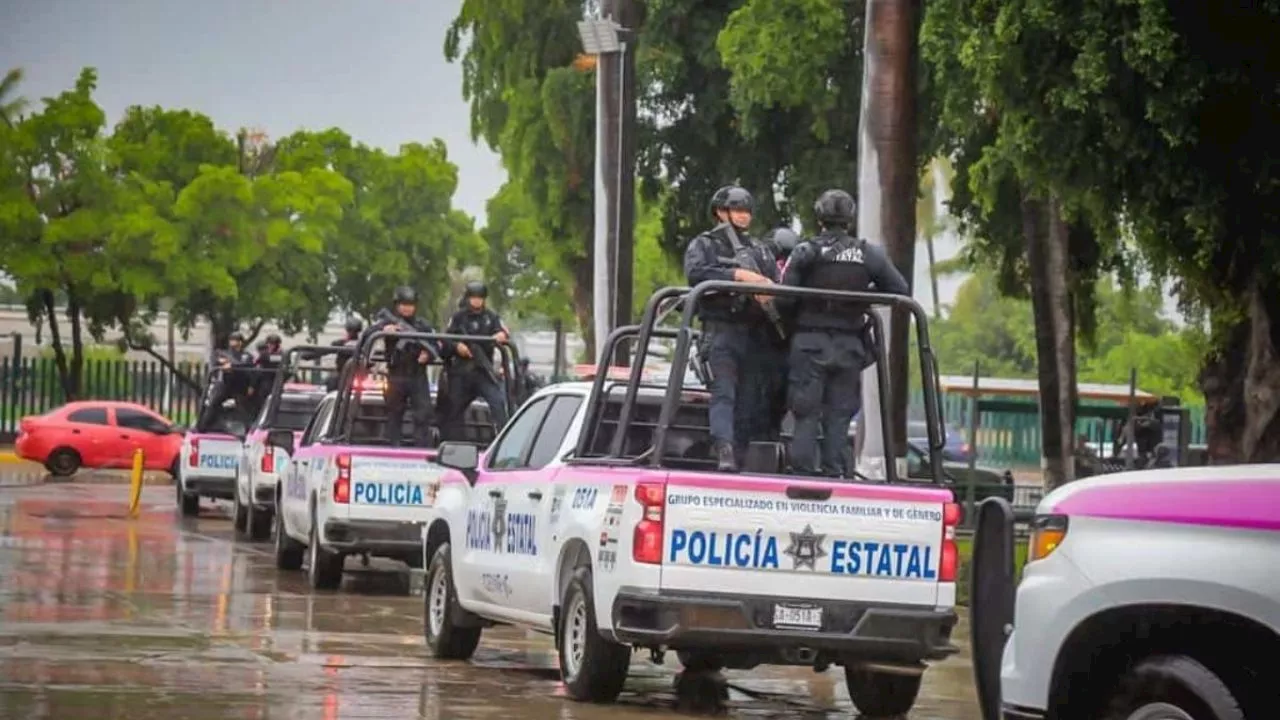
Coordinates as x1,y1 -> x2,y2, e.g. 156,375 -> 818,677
772,603 -> 822,629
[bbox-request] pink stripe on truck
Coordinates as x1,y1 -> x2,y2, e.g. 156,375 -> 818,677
1050,478 -> 1280,532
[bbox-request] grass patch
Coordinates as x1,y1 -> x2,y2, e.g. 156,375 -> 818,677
955,535 -> 1030,606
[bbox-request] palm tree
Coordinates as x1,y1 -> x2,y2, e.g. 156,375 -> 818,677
916,157 -> 953,318
0,68 -> 28,127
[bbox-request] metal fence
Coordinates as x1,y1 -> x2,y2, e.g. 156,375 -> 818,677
0,357 -> 210,440
1,356 -> 1208,466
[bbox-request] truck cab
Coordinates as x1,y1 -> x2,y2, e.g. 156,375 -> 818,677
420,282 -> 961,716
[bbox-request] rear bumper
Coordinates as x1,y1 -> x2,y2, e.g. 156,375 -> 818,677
252,481 -> 276,506
610,587 -> 958,664
183,473 -> 235,499
322,518 -> 423,558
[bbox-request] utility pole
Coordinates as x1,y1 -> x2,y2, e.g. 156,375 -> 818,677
578,11 -> 637,366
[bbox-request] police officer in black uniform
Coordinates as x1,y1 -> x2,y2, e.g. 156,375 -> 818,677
199,331 -> 256,431
761,227 -> 802,440
248,333 -> 284,416
324,318 -> 363,391
364,287 -> 439,447
683,185 -> 783,471
441,281 -> 510,439
781,189 -> 909,477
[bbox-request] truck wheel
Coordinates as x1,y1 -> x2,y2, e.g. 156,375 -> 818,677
176,474 -> 199,517
273,504 -> 304,571
307,511 -> 344,590
844,667 -> 922,717
677,651 -> 725,672
423,542 -> 481,660
1101,655 -> 1244,720
45,448 -> 81,477
557,565 -> 630,703
232,486 -> 248,534
247,501 -> 272,541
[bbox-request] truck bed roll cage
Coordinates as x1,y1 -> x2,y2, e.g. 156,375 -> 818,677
330,330 -> 522,444
260,344 -> 358,425
573,282 -> 947,483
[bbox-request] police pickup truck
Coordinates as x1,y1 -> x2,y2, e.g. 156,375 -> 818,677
270,330 -> 514,590
420,283 -> 959,717
178,366 -> 273,517
234,381 -> 327,541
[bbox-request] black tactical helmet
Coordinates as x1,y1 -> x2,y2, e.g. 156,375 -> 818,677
708,185 -> 736,218
464,281 -> 488,299
393,286 -> 417,305
265,333 -> 282,345
228,331 -> 245,343
723,186 -> 754,213
765,227 -> 800,257
814,189 -> 856,227
344,317 -> 363,335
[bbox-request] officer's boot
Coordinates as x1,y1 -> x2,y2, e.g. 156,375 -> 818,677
715,442 -> 738,473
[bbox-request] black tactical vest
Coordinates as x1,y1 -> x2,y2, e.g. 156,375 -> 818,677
795,234 -> 872,332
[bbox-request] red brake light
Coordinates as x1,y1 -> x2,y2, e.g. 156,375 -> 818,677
939,502 -> 960,582
188,437 -> 201,466
633,481 -> 666,565
261,449 -> 275,474
334,453 -> 351,504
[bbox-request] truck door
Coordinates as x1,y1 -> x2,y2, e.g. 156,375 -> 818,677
457,395 -> 552,618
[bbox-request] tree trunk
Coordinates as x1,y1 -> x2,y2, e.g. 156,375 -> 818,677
66,287 -> 84,400
40,289 -> 73,401
865,0 -> 916,458
925,233 -> 941,319
1201,279 -> 1280,462
572,256 -> 595,362
1022,192 -> 1077,489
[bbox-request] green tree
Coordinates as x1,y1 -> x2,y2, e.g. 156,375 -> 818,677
0,68 -> 28,127
274,129 -> 481,322
923,0 -> 1280,462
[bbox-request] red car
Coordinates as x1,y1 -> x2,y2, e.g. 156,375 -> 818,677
15,401 -> 184,477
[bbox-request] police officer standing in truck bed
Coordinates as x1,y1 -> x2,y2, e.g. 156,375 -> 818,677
780,189 -> 909,477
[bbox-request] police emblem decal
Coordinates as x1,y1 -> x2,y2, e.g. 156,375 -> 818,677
491,497 -> 508,552
783,524 -> 827,571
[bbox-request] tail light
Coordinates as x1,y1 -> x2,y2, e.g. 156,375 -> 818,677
188,437 -> 201,466
939,501 -> 960,582
632,482 -> 666,565
333,453 -> 351,504
261,448 -> 275,474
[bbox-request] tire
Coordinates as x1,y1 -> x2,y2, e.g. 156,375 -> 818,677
1101,655 -> 1244,720
423,542 -> 481,660
844,667 -> 923,718
232,485 -> 248,534
273,500 -> 304,571
677,651 -> 725,672
45,448 -> 81,477
176,471 -> 200,517
248,500 -> 272,541
306,508 -> 344,590
557,565 -> 630,703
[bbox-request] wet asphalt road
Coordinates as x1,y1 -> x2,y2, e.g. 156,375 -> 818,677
0,475 -> 983,720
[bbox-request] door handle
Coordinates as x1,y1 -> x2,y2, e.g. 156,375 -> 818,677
488,489 -> 503,499
528,490 -> 543,501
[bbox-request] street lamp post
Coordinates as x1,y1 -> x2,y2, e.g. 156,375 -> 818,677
577,17 -> 632,365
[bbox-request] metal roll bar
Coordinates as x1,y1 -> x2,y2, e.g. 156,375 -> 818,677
583,282 -> 947,484
333,330 -> 522,444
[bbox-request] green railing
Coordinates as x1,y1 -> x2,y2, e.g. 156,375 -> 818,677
2,357 -> 1208,466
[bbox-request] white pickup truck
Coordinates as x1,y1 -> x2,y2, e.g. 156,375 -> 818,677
272,382 -> 499,590
233,382 -> 327,541
421,379 -> 960,715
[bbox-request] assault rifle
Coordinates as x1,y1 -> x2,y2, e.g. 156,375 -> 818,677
713,222 -> 788,341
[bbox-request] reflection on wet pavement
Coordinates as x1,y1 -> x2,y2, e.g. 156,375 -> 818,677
0,482 -> 982,719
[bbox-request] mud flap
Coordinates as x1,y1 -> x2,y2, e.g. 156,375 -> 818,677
969,497 -> 1017,720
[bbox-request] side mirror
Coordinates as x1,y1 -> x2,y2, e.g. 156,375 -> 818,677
266,429 -> 296,454
437,442 -> 480,484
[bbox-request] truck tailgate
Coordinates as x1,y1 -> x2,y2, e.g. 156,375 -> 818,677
186,435 -> 241,478
345,455 -> 444,522
661,476 -> 952,608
